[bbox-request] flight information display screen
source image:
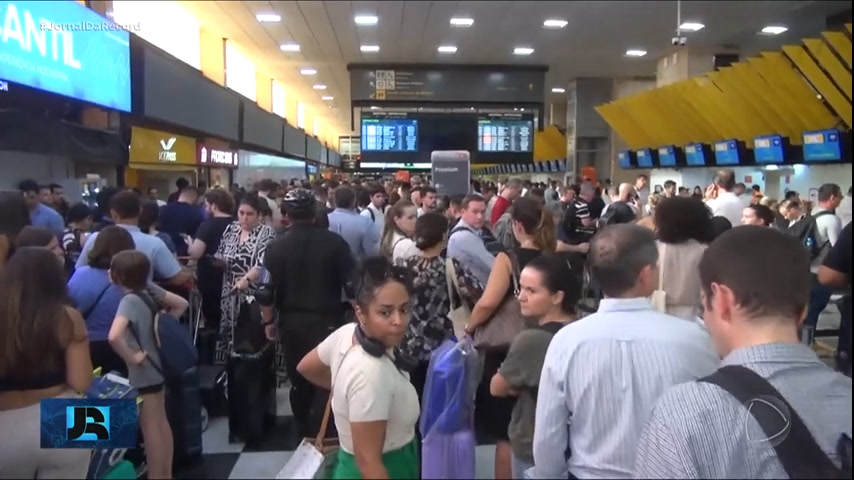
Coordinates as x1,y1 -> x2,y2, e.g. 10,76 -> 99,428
636,149 -> 654,168
657,146 -> 677,167
684,144 -> 707,167
360,118 -> 418,152
714,140 -> 740,166
477,119 -> 533,152
753,135 -> 785,164
803,129 -> 842,162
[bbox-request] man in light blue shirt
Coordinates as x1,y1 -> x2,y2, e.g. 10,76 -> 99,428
77,190 -> 190,285
328,186 -> 379,258
447,194 -> 495,285
19,179 -> 64,237
531,224 -> 718,479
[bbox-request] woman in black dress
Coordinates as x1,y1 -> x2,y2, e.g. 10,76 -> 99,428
463,197 -> 557,479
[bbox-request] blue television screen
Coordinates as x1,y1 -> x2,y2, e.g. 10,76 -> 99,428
714,140 -> 740,166
636,149 -> 654,168
361,118 -> 418,151
803,129 -> 842,162
657,146 -> 677,167
753,135 -> 785,164
685,144 -> 706,166
0,1 -> 132,112
618,151 -> 632,169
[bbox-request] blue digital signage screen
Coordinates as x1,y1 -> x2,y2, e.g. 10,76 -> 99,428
636,149 -> 654,168
684,144 -> 707,166
0,1 -> 132,112
714,140 -> 740,166
657,146 -> 677,167
753,135 -> 785,164
803,130 -> 842,162
617,150 -> 632,169
360,118 -> 418,152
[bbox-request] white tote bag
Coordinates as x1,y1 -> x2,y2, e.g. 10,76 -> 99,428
445,258 -> 472,339
651,243 -> 667,313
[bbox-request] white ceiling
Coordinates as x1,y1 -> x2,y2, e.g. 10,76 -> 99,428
180,1 -> 851,136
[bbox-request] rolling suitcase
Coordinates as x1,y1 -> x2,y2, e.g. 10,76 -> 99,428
226,293 -> 277,445
165,367 -> 203,464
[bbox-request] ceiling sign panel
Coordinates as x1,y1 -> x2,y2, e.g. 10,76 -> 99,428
348,65 -> 546,104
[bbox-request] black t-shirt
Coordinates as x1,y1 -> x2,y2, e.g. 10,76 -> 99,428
600,201 -> 637,226
194,216 -> 233,286
263,223 -> 355,319
823,222 -> 852,330
159,202 -> 204,257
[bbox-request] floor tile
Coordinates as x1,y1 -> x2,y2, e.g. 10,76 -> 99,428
202,417 -> 245,454
228,452 -> 293,479
175,453 -> 240,480
475,444 -> 497,479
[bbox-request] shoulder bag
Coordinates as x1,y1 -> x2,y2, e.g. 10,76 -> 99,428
472,251 -> 524,350
445,258 -> 471,339
651,242 -> 667,313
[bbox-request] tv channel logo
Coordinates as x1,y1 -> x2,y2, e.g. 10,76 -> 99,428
41,398 -> 137,449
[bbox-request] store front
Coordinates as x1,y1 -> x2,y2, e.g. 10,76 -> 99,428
197,141 -> 239,188
126,127 -> 199,197
235,151 -> 307,188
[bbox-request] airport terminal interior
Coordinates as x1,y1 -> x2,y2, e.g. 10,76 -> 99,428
0,0 -> 852,479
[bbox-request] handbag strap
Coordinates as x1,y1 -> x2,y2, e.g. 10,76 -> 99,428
700,365 -> 843,478
314,394 -> 333,450
658,242 -> 666,291
506,251 -> 521,295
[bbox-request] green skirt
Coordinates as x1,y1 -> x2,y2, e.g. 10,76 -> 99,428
331,438 -> 419,479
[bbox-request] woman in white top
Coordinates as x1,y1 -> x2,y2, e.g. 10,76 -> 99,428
297,256 -> 420,479
653,197 -> 717,320
380,200 -> 419,264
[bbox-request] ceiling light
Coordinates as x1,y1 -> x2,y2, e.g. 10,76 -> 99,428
625,49 -> 647,57
437,46 -> 458,53
360,45 -> 380,52
256,13 -> 281,23
679,22 -> 705,32
322,96 -> 334,101
513,47 -> 534,55
280,43 -> 300,52
543,19 -> 568,29
761,25 -> 788,35
450,17 -> 474,27
552,87 -> 566,93
299,68 -> 317,75
313,84 -> 327,90
354,15 -> 378,25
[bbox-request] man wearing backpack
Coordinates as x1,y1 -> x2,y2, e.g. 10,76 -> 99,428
597,183 -> 637,228
359,184 -> 386,236
635,226 -> 852,479
803,184 -> 845,343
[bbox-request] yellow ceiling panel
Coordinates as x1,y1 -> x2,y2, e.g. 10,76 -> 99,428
730,63 -> 803,140
712,67 -> 778,141
803,38 -> 852,101
760,52 -> 840,130
699,74 -> 759,140
595,103 -> 650,149
670,81 -> 729,143
659,83 -> 719,143
783,45 -> 852,128
679,79 -> 742,141
820,31 -> 852,70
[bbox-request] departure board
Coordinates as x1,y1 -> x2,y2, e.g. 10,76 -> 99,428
360,118 -> 418,152
477,119 -> 533,152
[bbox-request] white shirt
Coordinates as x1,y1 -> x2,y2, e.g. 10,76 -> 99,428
258,192 -> 282,227
389,232 -> 419,265
837,195 -> 852,227
705,191 -> 743,227
531,298 -> 718,479
316,324 -> 419,454
360,203 -> 385,237
811,206 -> 843,272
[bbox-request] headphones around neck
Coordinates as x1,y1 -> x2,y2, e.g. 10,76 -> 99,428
354,323 -> 417,373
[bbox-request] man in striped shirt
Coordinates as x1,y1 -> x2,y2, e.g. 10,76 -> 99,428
635,226 -> 852,478
531,224 -> 718,479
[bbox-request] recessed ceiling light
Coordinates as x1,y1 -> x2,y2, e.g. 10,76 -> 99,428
625,49 -> 647,57
299,68 -> 317,75
280,43 -> 300,52
761,25 -> 788,35
679,22 -> 705,32
513,47 -> 534,55
322,96 -> 334,101
552,87 -> 566,93
450,17 -> 474,27
360,45 -> 380,53
354,15 -> 378,25
437,46 -> 458,53
543,19 -> 568,29
256,13 -> 281,23
313,84 -> 327,90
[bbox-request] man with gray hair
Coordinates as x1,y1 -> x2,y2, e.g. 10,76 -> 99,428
490,177 -> 523,226
532,224 -> 717,479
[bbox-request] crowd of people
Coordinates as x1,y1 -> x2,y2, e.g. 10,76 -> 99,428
0,169 -> 851,479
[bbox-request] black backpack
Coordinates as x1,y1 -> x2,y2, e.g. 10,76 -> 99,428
598,202 -> 636,229
450,225 -> 506,256
794,211 -> 835,261
701,365 -> 852,479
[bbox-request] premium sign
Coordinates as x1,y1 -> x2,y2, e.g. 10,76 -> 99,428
431,151 -> 470,196
130,127 -> 196,165
197,144 -> 238,167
